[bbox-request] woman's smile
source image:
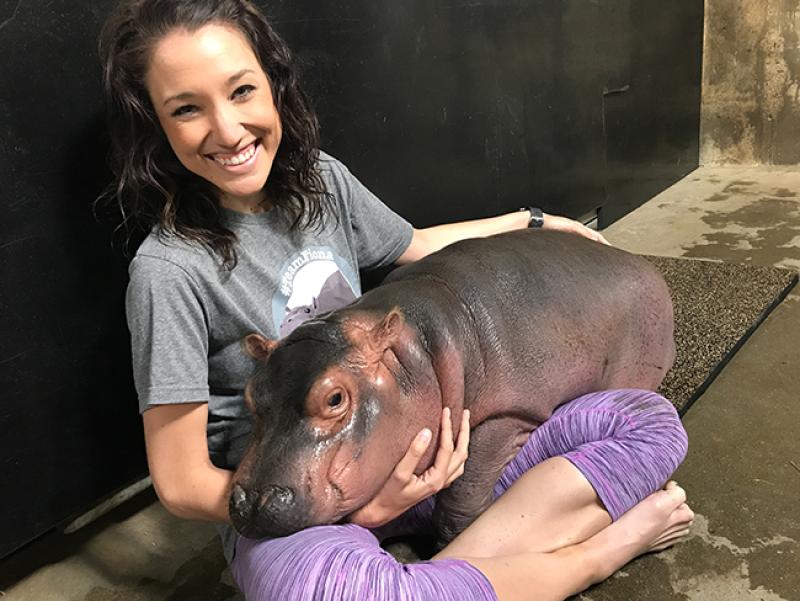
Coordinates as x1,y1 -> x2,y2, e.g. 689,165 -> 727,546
208,138 -> 262,170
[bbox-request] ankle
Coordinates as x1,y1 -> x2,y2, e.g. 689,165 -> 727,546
549,540 -> 607,592
577,527 -> 634,584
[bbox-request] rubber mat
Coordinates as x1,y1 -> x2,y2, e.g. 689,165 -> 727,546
647,256 -> 798,415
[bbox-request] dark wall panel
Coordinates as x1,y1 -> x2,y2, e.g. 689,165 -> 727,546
0,1 -> 146,558
268,0 -> 610,226
264,0 -> 703,227
0,0 -> 702,557
601,0 -> 704,224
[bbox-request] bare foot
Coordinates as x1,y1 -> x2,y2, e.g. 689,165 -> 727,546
647,481 -> 695,552
588,481 -> 694,582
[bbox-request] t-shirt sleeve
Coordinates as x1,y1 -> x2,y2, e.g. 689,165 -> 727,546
126,255 -> 210,413
321,155 -> 414,269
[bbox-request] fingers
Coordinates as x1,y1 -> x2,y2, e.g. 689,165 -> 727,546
392,407 -> 471,497
419,407 -> 471,490
593,230 -> 611,245
543,214 -> 611,245
391,405 -> 458,486
391,426 -> 433,483
441,406 -> 455,451
455,408 -> 471,455
444,409 -> 470,486
429,407 -> 456,477
575,223 -> 610,246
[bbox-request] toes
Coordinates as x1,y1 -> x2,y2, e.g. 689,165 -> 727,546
663,484 -> 687,506
650,527 -> 693,552
661,524 -> 693,540
657,527 -> 692,546
652,486 -> 687,512
674,503 -> 695,524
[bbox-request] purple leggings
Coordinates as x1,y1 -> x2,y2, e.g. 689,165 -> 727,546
231,389 -> 688,601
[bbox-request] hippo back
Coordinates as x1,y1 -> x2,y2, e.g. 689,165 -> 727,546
376,229 -> 674,416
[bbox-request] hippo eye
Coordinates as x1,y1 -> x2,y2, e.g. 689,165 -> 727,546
327,392 -> 343,407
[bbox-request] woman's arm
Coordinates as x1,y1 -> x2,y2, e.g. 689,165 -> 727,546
142,402 -> 234,523
396,210 -> 608,264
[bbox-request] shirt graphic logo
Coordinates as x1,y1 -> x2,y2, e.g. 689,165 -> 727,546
272,247 -> 359,337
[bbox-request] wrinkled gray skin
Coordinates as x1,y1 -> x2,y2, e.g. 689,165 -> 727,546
230,230 -> 675,546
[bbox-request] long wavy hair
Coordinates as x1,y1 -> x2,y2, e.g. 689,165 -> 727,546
99,0 -> 332,268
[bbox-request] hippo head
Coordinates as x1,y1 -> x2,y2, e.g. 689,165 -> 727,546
229,308 -> 440,539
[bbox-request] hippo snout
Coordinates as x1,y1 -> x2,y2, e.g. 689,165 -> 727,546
229,482 -> 306,538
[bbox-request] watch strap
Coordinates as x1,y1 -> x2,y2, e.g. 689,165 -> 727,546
519,206 -> 544,228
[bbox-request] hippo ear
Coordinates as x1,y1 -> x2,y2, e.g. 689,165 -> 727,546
243,333 -> 278,363
372,308 -> 404,350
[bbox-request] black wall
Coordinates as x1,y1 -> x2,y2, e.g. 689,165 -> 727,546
0,2 -> 147,559
0,0 -> 703,558
269,0 -> 704,227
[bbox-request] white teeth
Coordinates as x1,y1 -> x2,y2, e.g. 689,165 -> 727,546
214,142 -> 257,166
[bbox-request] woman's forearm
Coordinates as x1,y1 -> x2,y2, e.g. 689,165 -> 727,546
397,209 -> 607,265
397,211 -> 528,263
143,403 -> 235,524
155,461 -> 235,523
420,211 -> 529,247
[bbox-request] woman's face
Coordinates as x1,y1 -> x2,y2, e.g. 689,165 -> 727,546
145,23 -> 282,210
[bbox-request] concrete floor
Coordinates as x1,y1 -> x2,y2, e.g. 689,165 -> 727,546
2,165 -> 799,601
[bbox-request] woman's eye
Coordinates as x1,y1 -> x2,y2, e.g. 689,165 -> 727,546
171,104 -> 198,118
327,393 -> 343,408
232,84 -> 256,100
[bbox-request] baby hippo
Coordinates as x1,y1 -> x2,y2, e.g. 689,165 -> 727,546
229,229 -> 675,545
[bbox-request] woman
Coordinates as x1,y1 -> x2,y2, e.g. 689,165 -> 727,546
99,1 -> 694,599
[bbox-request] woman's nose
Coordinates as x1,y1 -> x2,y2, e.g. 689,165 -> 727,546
209,106 -> 244,147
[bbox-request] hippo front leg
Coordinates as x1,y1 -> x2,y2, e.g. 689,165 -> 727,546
432,418 -> 530,547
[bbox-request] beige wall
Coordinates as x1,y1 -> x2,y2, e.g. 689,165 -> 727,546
701,0 -> 800,164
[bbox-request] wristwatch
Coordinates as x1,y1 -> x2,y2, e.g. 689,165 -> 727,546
519,206 -> 545,228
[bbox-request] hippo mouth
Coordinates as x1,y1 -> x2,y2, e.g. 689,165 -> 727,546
229,439 -> 363,539
324,439 -> 366,515
323,428 -> 397,524
229,481 -> 316,538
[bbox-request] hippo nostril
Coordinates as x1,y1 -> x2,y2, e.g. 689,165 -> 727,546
258,485 -> 295,514
230,483 -> 252,514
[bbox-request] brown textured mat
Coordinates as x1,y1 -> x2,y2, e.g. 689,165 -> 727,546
646,256 -> 798,415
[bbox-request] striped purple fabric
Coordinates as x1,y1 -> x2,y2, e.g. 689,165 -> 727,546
496,389 -> 688,519
231,389 -> 688,600
233,524 -> 496,600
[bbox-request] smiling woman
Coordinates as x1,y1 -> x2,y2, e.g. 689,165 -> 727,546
100,0 -> 331,270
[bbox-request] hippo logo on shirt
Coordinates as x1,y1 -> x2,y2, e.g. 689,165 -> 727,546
272,247 -> 360,338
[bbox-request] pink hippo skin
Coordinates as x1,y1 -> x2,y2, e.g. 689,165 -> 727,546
229,229 -> 675,546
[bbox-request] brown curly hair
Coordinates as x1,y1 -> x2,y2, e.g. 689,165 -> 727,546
99,0 -> 332,268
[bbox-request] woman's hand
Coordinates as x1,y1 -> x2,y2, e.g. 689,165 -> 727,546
347,407 -> 471,528
543,213 -> 611,245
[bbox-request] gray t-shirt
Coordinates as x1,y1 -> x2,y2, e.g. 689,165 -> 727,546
126,153 -> 413,562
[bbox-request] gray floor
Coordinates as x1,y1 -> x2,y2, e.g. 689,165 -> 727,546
3,165 -> 799,601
